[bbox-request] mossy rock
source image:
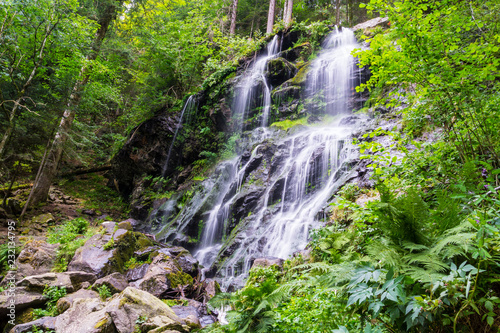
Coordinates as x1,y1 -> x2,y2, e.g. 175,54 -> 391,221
135,232 -> 154,250
266,57 -> 298,86
288,62 -> 310,86
166,271 -> 194,289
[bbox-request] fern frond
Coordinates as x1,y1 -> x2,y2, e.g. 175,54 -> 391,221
401,241 -> 429,253
431,221 -> 476,258
403,252 -> 448,273
208,292 -> 235,309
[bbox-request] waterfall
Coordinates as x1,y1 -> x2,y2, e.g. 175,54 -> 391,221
307,27 -> 359,115
162,95 -> 197,177
149,28 -> 365,289
232,35 -> 280,130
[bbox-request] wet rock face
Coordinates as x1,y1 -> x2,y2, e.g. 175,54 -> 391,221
266,57 -> 298,87
109,112 -> 178,198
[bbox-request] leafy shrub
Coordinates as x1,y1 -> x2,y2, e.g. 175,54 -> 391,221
96,284 -> 112,300
47,218 -> 95,272
33,286 -> 67,319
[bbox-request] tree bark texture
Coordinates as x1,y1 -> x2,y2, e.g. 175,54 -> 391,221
266,0 -> 276,34
30,0 -> 123,205
230,0 -> 239,35
336,0 -> 341,26
284,0 -> 293,27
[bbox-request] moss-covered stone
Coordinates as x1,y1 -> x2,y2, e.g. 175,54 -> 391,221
266,57 -> 297,86
135,232 -> 154,250
166,271 -> 194,289
288,61 -> 310,86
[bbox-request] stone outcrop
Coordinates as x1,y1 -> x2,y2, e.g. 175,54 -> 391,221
130,253 -> 193,299
67,222 -> 136,278
53,287 -> 189,333
17,271 -> 96,293
92,272 -> 129,294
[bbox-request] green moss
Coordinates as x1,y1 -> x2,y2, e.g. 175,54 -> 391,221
289,62 -> 310,86
103,238 -> 115,250
167,271 -> 194,288
134,232 -> 153,250
162,299 -> 189,307
94,316 -> 111,329
271,116 -> 309,131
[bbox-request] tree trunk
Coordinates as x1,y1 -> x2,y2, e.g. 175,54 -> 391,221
336,0 -> 341,26
0,22 -> 55,159
29,0 -> 123,206
284,0 -> 293,27
266,0 -> 276,34
229,0 -> 238,35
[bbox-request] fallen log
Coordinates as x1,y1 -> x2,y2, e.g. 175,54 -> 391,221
60,165 -> 111,177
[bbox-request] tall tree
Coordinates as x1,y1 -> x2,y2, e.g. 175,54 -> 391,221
335,0 -> 341,25
266,0 -> 276,34
229,0 -> 239,35
284,0 -> 293,27
0,0 -> 94,160
29,0 -> 124,206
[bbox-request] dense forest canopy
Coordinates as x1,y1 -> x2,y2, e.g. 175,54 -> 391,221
0,0 -> 368,188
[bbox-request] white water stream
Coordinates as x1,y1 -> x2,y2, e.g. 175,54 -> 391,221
151,28 -> 364,288
232,35 -> 280,130
162,95 -> 197,177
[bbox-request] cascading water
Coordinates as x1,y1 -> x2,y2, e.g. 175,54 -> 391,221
307,26 -> 360,115
147,28 -> 367,289
162,95 -> 197,177
232,35 -> 280,130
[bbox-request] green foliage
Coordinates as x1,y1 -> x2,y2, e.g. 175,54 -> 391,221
96,284 -> 112,300
270,117 -> 309,131
0,242 -> 20,275
47,218 -> 95,272
221,133 -> 241,160
103,237 -> 115,250
33,286 -> 67,319
58,174 -> 129,217
356,0 -> 500,167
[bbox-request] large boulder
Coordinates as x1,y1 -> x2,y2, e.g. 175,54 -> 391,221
266,57 -> 298,87
0,287 -> 46,320
92,272 -> 128,295
56,288 -> 100,314
17,271 -> 96,293
68,222 -> 136,278
53,287 -> 189,333
130,253 -> 193,299
2,239 -> 58,284
352,17 -> 390,32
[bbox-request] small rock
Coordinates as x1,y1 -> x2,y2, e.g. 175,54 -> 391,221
82,209 -> 96,216
92,272 -> 128,294
56,288 -> 99,314
8,316 -> 56,333
125,263 -> 150,282
171,305 -> 201,329
202,279 -> 221,299
251,257 -> 284,269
